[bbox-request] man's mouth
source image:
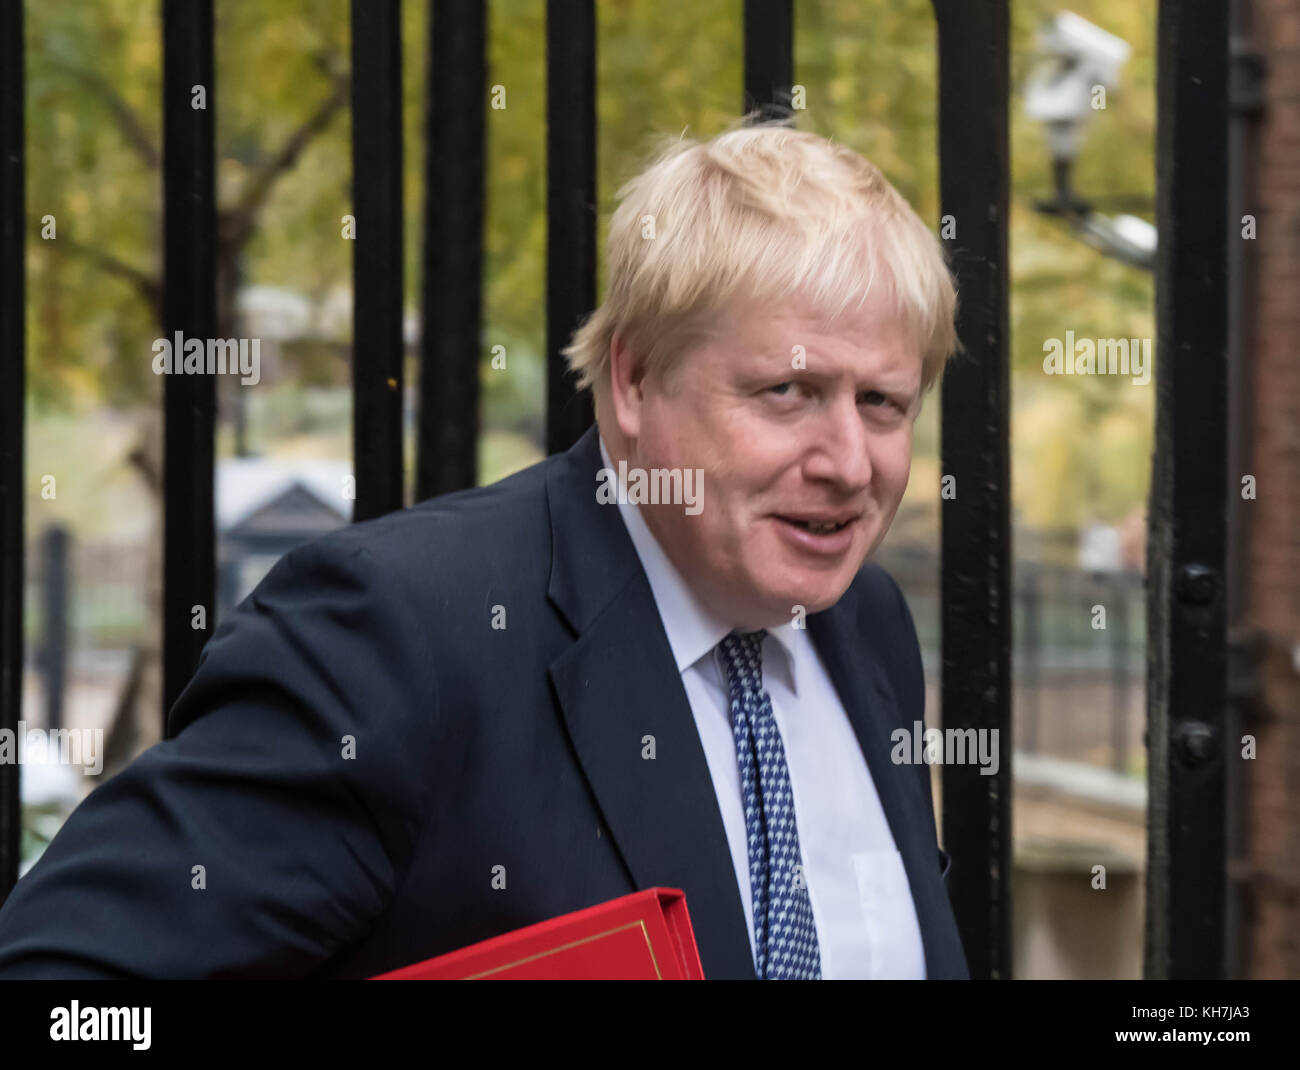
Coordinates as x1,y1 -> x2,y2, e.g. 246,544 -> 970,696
776,514 -> 859,535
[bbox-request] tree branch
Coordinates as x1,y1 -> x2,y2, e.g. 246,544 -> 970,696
58,237 -> 161,318
224,71 -> 351,246
47,60 -> 160,170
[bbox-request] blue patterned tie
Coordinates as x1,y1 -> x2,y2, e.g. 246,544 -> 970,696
717,630 -> 822,980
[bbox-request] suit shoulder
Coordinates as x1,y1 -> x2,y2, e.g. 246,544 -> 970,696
284,452 -> 555,591
847,560 -> 910,622
844,560 -> 925,706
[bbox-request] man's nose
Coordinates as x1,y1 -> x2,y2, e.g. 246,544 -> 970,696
803,395 -> 873,490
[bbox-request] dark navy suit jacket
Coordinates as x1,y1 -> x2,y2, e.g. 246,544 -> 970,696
0,426 -> 968,979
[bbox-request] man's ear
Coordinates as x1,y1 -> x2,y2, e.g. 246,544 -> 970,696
609,330 -> 647,441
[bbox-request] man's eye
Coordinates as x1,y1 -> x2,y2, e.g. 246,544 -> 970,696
859,390 -> 889,407
768,382 -> 796,397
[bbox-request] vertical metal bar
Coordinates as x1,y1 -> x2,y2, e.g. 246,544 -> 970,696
351,0 -> 405,519
545,0 -> 595,456
1111,574 -> 1129,774
40,526 -> 69,733
0,0 -> 24,903
161,0 -> 217,732
742,0 -> 794,120
1146,0 -> 1229,980
416,0 -> 485,499
933,0 -> 1013,980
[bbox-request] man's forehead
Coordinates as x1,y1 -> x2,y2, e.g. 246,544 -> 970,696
724,310 -> 922,374
720,291 -> 911,345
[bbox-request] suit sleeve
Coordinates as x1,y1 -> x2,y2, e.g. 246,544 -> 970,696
880,571 -> 941,822
0,532 -> 440,978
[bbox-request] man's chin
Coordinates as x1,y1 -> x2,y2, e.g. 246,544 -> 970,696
796,588 -> 852,616
754,579 -> 856,625
786,558 -> 863,602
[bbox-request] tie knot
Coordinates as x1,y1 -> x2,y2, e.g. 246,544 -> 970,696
718,629 -> 767,696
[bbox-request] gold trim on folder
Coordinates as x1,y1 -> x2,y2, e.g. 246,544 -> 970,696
465,919 -> 662,979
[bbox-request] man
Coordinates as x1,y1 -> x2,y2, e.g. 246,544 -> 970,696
0,120 -> 968,979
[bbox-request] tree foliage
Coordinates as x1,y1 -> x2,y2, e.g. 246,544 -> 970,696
24,0 -> 1155,531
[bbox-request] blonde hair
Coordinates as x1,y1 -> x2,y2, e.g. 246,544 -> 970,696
562,116 -> 963,408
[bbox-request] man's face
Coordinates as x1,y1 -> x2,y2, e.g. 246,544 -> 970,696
614,290 -> 922,630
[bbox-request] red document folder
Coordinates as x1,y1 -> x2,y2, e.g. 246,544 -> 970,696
370,888 -> 705,979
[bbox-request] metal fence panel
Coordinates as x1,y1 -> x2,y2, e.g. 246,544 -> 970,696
933,0 -> 1014,981
351,0 -> 406,521
545,0 -> 596,455
0,0 -> 25,902
160,0 -> 217,733
1146,0 -> 1229,980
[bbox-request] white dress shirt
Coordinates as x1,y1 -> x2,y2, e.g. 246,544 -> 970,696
599,436 -> 927,979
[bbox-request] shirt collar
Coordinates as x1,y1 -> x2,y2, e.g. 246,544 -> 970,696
598,433 -> 800,691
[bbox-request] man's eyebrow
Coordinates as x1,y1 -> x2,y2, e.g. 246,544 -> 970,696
748,345 -> 919,392
742,346 -> 803,372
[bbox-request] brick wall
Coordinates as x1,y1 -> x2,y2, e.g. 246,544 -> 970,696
1240,0 -> 1300,981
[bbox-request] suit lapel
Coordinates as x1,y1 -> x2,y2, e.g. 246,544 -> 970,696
545,428 -> 757,980
544,428 -> 954,979
807,594 -> 951,979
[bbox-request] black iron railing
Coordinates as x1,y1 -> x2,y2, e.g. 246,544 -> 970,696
0,0 -> 1229,981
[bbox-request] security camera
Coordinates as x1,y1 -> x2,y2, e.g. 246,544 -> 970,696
1022,14 -> 1150,269
1025,12 -> 1132,157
